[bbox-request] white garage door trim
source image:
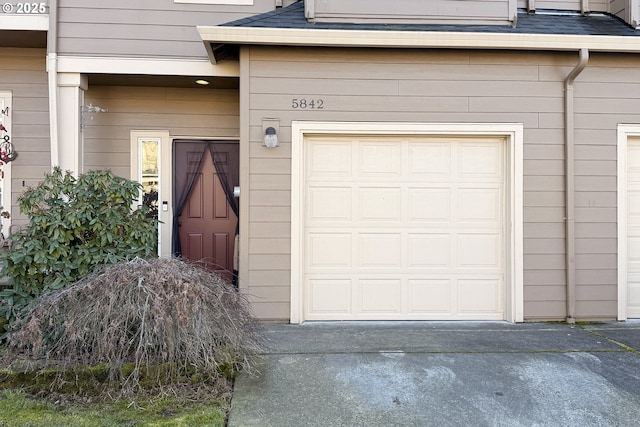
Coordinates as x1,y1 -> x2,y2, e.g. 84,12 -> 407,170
617,124 -> 640,320
291,122 -> 524,323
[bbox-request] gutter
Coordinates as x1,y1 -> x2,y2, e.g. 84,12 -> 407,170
47,0 -> 59,169
564,48 -> 589,324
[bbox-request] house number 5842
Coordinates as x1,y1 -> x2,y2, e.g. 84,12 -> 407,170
291,98 -> 324,109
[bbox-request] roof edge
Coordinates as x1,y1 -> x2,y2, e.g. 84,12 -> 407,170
197,26 -> 640,63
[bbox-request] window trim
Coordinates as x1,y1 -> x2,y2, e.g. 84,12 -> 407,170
0,91 -> 12,236
617,124 -> 640,320
130,130 -> 172,258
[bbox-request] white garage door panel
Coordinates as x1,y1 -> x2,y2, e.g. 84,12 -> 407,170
361,143 -> 402,175
409,144 -> 451,176
309,279 -> 352,314
308,186 -> 352,221
307,233 -> 351,268
409,279 -> 451,312
458,233 -> 501,268
303,136 -> 506,320
307,142 -> 352,176
408,188 -> 450,221
408,233 -> 450,267
359,233 -> 402,267
360,279 -> 402,313
458,279 -> 503,313
359,187 -> 402,220
458,188 -> 502,222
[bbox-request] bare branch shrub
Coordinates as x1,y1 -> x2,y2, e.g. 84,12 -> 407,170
6,257 -> 263,395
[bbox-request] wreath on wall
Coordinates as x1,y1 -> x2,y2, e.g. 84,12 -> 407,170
0,123 -> 17,165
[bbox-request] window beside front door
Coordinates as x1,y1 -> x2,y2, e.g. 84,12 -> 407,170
130,130 -> 172,257
139,138 -> 160,219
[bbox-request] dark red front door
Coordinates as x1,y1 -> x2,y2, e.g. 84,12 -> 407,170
178,148 -> 237,281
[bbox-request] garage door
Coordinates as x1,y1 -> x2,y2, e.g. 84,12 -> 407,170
627,137 -> 640,318
303,135 -> 506,320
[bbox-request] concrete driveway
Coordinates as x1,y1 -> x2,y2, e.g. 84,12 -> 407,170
228,321 -> 640,427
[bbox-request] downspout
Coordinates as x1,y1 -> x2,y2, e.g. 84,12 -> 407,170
581,0 -> 590,15
565,48 -> 589,324
47,0 -> 59,169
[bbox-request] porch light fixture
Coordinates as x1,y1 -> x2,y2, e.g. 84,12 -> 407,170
263,126 -> 278,148
195,79 -> 210,85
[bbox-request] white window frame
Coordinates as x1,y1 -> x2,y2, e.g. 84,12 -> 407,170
174,0 -> 253,5
130,130 -> 172,258
617,124 -> 640,320
290,121 -> 524,324
0,91 -> 12,237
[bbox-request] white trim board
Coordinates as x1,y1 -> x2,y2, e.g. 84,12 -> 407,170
0,91 -> 12,236
617,124 -> 640,321
0,15 -> 48,31
290,121 -> 524,324
56,56 -> 239,77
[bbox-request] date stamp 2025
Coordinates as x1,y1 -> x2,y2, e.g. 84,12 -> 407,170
1,2 -> 47,14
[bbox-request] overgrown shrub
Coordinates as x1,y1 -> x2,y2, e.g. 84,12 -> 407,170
0,168 -> 158,322
7,258 -> 262,395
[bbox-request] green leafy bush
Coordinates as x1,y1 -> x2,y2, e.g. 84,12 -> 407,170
0,168 -> 158,323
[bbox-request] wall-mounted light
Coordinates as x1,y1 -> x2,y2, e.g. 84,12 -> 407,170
263,126 -> 278,148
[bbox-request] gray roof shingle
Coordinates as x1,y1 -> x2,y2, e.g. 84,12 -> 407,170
222,1 -> 639,37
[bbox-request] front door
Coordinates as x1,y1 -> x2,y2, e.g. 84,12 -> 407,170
178,144 -> 238,281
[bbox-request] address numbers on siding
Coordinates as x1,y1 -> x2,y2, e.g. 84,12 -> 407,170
291,99 -> 324,110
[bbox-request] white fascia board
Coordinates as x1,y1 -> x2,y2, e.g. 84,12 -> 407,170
198,26 -> 640,53
0,15 -> 48,31
57,56 -> 239,77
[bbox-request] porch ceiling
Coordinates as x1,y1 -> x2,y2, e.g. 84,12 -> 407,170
87,74 -> 239,90
0,30 -> 46,48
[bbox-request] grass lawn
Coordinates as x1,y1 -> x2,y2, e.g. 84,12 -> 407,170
0,347 -> 231,427
0,389 -> 228,427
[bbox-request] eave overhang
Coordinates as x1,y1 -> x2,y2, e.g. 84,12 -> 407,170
198,26 -> 640,64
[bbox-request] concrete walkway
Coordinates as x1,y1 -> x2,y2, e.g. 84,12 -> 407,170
228,321 -> 640,427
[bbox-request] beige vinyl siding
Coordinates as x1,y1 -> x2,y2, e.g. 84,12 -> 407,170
57,0 -> 274,59
245,46 -> 639,321
307,0 -> 515,24
0,48 -> 50,226
83,86 -> 239,177
572,54 -> 640,319
517,0 -> 609,11
245,47 -> 568,321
